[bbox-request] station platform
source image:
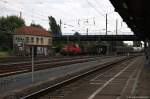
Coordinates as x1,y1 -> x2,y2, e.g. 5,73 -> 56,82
60,56 -> 150,99
134,59 -> 150,98
0,56 -> 123,98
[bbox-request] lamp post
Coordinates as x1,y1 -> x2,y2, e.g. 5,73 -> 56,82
31,46 -> 34,83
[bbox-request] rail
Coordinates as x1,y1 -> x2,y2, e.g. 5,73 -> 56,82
20,56 -> 135,99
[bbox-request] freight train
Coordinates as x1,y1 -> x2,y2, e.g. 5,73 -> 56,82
60,43 -> 142,55
60,43 -> 107,55
60,43 -> 82,55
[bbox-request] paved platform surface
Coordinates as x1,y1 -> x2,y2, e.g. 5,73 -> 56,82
57,56 -> 146,99
133,58 -> 150,98
0,56 -> 123,97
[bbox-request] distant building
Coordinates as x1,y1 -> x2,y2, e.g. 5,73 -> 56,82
13,26 -> 52,56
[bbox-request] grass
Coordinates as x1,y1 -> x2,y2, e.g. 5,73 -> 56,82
0,51 -> 9,58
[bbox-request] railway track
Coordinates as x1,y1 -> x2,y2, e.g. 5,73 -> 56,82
20,56 -> 136,99
0,56 -> 92,65
0,56 -> 101,77
0,56 -> 65,63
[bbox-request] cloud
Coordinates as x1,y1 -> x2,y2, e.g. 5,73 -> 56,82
0,0 -> 133,34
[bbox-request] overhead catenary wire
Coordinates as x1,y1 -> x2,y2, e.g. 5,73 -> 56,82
91,0 -> 116,23
86,0 -> 105,18
86,0 -> 117,34
0,0 -> 132,34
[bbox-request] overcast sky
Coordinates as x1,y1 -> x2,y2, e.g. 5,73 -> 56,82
0,0 -> 133,35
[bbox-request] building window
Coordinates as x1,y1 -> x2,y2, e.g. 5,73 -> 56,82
18,37 -> 22,42
48,39 -> 51,45
26,37 -> 29,43
41,38 -> 44,44
36,37 -> 39,44
18,37 -> 21,42
31,37 -> 34,43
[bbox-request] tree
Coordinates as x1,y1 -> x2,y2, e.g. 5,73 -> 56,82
0,15 -> 25,51
48,16 -> 61,36
30,23 -> 43,28
74,32 -> 81,36
0,16 -> 25,32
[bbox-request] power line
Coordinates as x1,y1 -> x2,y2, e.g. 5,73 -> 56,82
86,0 -> 116,28
86,0 -> 105,18
92,0 -> 115,22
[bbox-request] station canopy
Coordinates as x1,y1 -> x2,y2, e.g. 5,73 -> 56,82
109,0 -> 150,40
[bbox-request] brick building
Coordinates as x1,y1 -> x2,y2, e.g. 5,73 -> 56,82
13,26 -> 52,56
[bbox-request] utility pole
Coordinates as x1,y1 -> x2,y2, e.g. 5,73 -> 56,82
121,21 -> 123,27
106,13 -> 108,35
116,19 -> 118,35
86,28 -> 88,35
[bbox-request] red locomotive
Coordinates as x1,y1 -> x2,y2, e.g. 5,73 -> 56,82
60,43 -> 82,55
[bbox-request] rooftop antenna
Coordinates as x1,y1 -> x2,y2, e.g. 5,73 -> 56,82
20,11 -> 22,18
31,20 -> 35,24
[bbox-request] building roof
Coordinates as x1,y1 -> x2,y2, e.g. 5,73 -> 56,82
15,26 -> 51,37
